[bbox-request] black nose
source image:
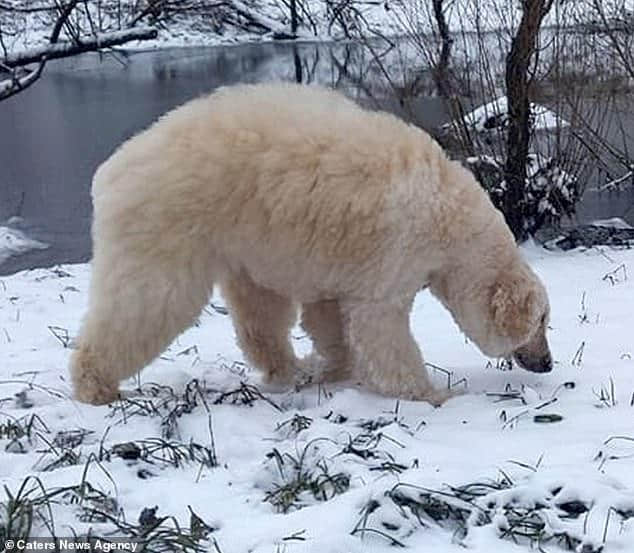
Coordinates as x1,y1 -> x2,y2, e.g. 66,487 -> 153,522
527,354 -> 552,373
514,353 -> 553,373
537,355 -> 553,373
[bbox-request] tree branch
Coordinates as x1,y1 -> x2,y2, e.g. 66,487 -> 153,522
3,26 -> 157,68
591,0 -> 634,80
0,26 -> 157,100
50,0 -> 81,43
0,58 -> 45,100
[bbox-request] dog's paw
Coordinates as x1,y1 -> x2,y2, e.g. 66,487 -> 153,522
410,386 -> 462,407
73,379 -> 119,406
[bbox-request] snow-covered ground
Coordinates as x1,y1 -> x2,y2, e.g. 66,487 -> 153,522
456,96 -> 570,134
1,243 -> 634,552
0,226 -> 48,265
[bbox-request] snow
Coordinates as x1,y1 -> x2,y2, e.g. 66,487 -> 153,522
2,244 -> 634,551
455,96 -> 570,134
592,218 -> 634,230
3,0 -> 634,549
0,226 -> 48,264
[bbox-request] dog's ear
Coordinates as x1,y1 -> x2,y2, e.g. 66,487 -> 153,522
490,269 -> 540,344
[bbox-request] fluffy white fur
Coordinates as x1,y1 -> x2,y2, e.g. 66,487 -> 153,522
70,82 -> 552,406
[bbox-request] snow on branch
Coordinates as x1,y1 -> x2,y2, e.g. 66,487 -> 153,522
227,0 -> 291,36
596,169 -> 634,192
0,59 -> 45,100
3,27 -> 157,68
0,26 -> 157,100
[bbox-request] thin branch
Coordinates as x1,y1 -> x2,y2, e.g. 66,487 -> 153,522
50,0 -> 81,44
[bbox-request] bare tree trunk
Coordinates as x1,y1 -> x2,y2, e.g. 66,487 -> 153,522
503,0 -> 554,241
290,0 -> 298,35
293,44 -> 302,82
431,0 -> 453,98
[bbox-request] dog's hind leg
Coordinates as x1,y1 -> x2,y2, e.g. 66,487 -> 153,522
71,250 -> 213,405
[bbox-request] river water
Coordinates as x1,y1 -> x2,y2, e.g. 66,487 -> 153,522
1,40 -> 633,275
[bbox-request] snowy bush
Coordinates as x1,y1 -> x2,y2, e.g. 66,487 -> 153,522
466,153 -> 580,235
457,96 -> 569,134
441,97 -> 581,236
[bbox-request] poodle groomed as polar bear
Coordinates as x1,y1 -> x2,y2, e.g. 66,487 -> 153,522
71,83 -> 552,407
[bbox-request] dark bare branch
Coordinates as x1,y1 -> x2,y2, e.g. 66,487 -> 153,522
50,0 -> 81,43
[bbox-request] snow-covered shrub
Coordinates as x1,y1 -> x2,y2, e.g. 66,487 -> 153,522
466,153 -> 580,236
441,97 -> 581,237
456,96 -> 569,135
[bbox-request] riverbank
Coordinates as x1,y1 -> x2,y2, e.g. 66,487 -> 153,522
4,0 -> 632,54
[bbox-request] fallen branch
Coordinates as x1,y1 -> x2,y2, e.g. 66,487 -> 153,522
228,0 -> 290,36
0,59 -> 45,100
596,169 -> 634,192
3,26 -> 158,69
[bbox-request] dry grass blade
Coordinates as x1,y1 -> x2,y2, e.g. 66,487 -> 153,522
214,381 -> 282,411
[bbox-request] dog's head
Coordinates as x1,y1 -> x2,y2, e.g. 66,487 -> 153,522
429,255 -> 553,373
488,263 -> 552,373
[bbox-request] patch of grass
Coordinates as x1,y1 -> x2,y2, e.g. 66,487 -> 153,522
489,383 -> 577,429
593,377 -> 617,408
1,455 -> 118,540
602,263 -> 627,285
53,428 -> 94,449
214,381 -> 282,411
594,435 -> 634,471
0,413 -> 49,441
0,475 -> 55,542
87,505 -> 215,552
0,379 -> 67,402
426,362 -> 468,390
0,413 -> 50,453
1,470 -> 215,551
161,379 -> 214,442
32,428 -> 94,472
106,379 -> 218,466
572,341 -> 586,367
275,414 -> 313,438
486,358 -> 514,371
352,476 -> 634,552
47,325 -> 71,348
323,411 -> 348,424
263,439 -> 350,513
107,382 -> 180,426
339,432 -> 407,475
102,437 -> 216,469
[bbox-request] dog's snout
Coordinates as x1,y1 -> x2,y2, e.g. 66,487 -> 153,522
540,354 -> 553,372
513,350 -> 553,373
528,354 -> 553,373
